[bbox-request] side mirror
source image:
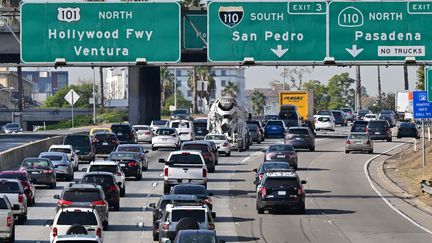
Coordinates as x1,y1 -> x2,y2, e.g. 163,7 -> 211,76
148,202 -> 156,209
53,194 -> 60,200
208,192 -> 214,196
172,134 -> 177,137
159,158 -> 166,163
301,180 -> 307,185
117,182 -> 122,187
211,212 -> 216,219
144,150 -> 149,154
12,204 -> 20,210
252,168 -> 258,173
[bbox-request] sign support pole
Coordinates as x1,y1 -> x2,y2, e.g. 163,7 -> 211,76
71,92 -> 74,129
422,119 -> 426,168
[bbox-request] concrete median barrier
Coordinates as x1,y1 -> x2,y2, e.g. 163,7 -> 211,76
0,136 -> 63,171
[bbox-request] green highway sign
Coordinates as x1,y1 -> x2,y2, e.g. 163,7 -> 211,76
329,1 -> 432,62
208,1 -> 327,62
21,2 -> 180,63
183,14 -> 207,50
426,66 -> 432,102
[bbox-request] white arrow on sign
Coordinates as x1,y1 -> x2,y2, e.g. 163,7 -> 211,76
345,44 -> 364,58
271,45 -> 289,58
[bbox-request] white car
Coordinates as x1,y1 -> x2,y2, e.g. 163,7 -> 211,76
0,195 -> 16,242
86,161 -> 126,197
50,207 -> 103,243
0,179 -> 28,224
314,115 -> 335,131
49,145 -> 79,171
133,125 -> 153,143
152,128 -> 181,151
363,114 -> 378,121
204,134 -> 231,156
169,120 -> 195,142
150,120 -> 169,132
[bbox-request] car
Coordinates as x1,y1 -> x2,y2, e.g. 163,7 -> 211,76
53,183 -> 109,230
151,120 -> 169,132
80,172 -> 121,211
351,120 -> 369,133
39,152 -> 74,181
53,235 -> 102,243
1,123 -> 22,134
173,230 -> 225,243
50,207 -> 103,243
285,127 -> 315,152
64,134 -> 96,162
331,110 -> 348,126
363,114 -> 378,121
264,120 -> 286,138
116,144 -> 149,171
108,152 -> 143,180
379,110 -> 397,117
379,114 -> 397,127
397,122 -> 420,139
367,120 -> 392,142
247,123 -> 262,144
110,123 -> 138,144
49,145 -> 79,171
86,161 -> 126,197
256,170 -> 306,214
246,120 -> 265,141
193,120 -> 208,140
0,179 -> 27,224
264,144 -> 298,169
133,125 -> 154,143
278,105 -> 302,128
315,110 -> 335,119
171,109 -> 192,120
204,134 -> 231,157
170,184 -> 214,210
148,194 -> 200,241
159,151 -> 208,194
170,120 -> 195,142
253,161 -> 291,187
0,171 -> 35,206
262,115 -> 278,126
356,109 -> 372,120
152,128 -> 181,151
180,142 -> 216,173
19,157 -> 57,188
345,132 -> 373,154
158,203 -> 215,242
0,195 -> 16,242
92,132 -> 119,154
341,108 -> 355,122
314,115 -> 335,131
201,140 -> 219,165
89,127 -> 112,136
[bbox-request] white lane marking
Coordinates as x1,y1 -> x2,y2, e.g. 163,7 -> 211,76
159,173 -> 163,177
240,158 -> 249,164
152,182 -> 158,187
364,140 -> 432,235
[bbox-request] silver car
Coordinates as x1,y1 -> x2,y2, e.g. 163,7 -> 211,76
204,134 -> 231,156
39,152 -> 74,181
345,132 -> 373,154
133,125 -> 154,143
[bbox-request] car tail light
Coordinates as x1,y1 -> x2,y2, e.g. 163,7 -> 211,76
222,142 -> 229,147
164,167 -> 169,177
19,167 -> 26,171
204,198 -> 211,204
58,199 -> 72,206
366,140 -> 371,145
52,227 -> 58,237
42,170 -> 54,174
365,128 -> 368,133
346,140 -> 351,144
108,185 -> 119,192
203,153 -> 211,159
96,228 -> 102,237
258,173 -> 264,181
112,140 -> 119,144
161,222 -> 170,230
91,200 -> 107,206
208,223 -> 215,230
203,168 -> 207,177
144,131 -> 152,135
260,187 -> 267,198
6,216 -> 12,227
115,172 -> 122,176
18,194 -> 24,203
92,138 -> 99,144
128,161 -> 138,167
298,188 -> 305,195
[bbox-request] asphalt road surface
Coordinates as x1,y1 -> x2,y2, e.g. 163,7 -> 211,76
0,134 -> 51,153
10,131 -> 432,242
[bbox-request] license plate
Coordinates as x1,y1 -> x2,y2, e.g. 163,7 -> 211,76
355,141 -> 362,144
295,138 -> 301,140
162,138 -> 167,141
276,155 -> 285,158
31,172 -> 39,174
278,191 -> 286,196
375,132 -> 380,134
120,164 -> 126,167
117,133 -> 123,136
102,142 -> 108,145
75,150 -> 80,152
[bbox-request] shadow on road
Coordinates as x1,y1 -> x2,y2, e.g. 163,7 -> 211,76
210,189 -> 255,197
208,178 -> 246,183
220,235 -> 260,242
215,216 -> 254,223
108,224 -> 151,232
305,208 -> 356,215
305,189 -> 332,194
297,167 -> 329,171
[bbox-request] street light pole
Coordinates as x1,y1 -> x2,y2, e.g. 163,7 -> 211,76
174,68 -> 177,109
92,67 -> 96,124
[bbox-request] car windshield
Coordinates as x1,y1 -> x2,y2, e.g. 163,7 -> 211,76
268,145 -> 294,152
156,129 -> 175,135
5,123 -> 19,128
341,108 -> 352,113
178,233 -> 217,243
205,135 -> 226,140
0,173 -> 27,181
332,112 -> 343,118
169,154 -> 203,164
349,134 -> 368,140
89,165 -> 117,174
57,212 -> 97,225
172,186 -> 206,196
368,121 -> 387,128
265,178 -> 298,188
317,111 -> 331,115
153,120 -> 167,126
0,182 -> 20,193
22,159 -> 50,167
50,148 -> 71,154
117,146 -> 140,152
289,129 -> 309,135
41,155 -> 63,161
171,210 -> 205,223
109,153 -> 136,160
182,144 -> 208,152
266,121 -> 283,126
365,115 -> 376,118
248,124 -> 258,130
63,190 -> 102,202
82,175 -> 114,187
92,129 -> 110,133
260,163 -> 290,172
0,199 -> 9,209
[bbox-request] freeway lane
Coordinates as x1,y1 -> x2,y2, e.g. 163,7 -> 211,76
0,135 -> 51,152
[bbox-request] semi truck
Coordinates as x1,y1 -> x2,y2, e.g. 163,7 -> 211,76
279,91 -> 314,128
396,91 -> 413,120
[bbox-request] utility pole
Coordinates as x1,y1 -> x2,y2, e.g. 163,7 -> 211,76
404,65 -> 409,90
377,66 -> 382,106
17,66 -> 23,112
92,68 -> 96,124
99,67 -> 104,110
174,68 -> 177,108
282,67 -> 286,90
355,66 -> 362,110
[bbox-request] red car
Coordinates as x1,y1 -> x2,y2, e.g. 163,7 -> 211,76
0,171 -> 36,205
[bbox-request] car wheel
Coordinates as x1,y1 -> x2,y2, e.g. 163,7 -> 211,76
8,226 -> 14,243
257,205 -> 264,214
397,136 -> 401,139
113,202 -> 120,211
68,173 -> 74,182
49,182 -> 56,189
209,166 -> 215,173
345,150 -> 349,154
18,215 -> 27,224
152,146 -> 156,151
120,187 -> 126,197
226,151 -> 231,157
135,171 -> 142,180
309,146 -> 315,152
163,183 -> 170,194
103,221 -> 109,230
368,150 -> 373,154
153,232 -> 159,241
32,196 -> 35,205
297,203 -> 306,214
387,137 -> 392,142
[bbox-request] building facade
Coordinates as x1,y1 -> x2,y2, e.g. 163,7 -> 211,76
0,70 -> 33,108
105,68 -> 128,100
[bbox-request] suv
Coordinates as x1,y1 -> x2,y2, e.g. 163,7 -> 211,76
64,135 -> 95,162
80,172 -> 121,210
367,120 -> 392,142
180,142 -> 216,173
0,171 -> 35,206
285,127 -> 315,152
351,120 -> 369,133
0,195 -> 16,242
331,110 -> 348,126
193,120 -> 208,140
158,203 -> 216,242
92,132 -> 119,154
50,207 -> 103,243
53,184 -> 109,230
246,120 -> 265,141
256,170 -> 306,214
340,108 -> 354,122
170,120 -> 195,142
110,124 -> 137,144
86,161 -> 126,197
0,179 -> 27,224
171,109 -> 192,120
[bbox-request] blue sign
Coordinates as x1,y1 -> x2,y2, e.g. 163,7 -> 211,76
413,91 -> 432,119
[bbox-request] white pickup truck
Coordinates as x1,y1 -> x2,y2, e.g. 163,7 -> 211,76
159,151 -> 208,194
0,179 -> 27,224
0,195 -> 17,242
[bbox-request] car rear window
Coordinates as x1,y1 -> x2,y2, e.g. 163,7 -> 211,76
50,148 -> 71,154
317,111 -> 331,116
182,144 -> 208,152
22,159 -> 50,167
134,126 -> 149,131
117,146 -> 140,152
169,154 -> 203,164
349,134 -> 368,140
82,175 -> 114,187
205,135 -> 225,140
0,198 -> 9,209
368,121 -> 387,128
266,121 -> 283,126
111,125 -> 131,133
178,233 -> 216,243
171,210 -> 205,223
41,155 -> 63,161
55,241 -> 98,243
172,186 -> 206,196
109,153 -> 136,160
289,129 -> 309,135
268,145 -> 294,152
63,190 -> 102,202
0,173 -> 27,181
64,136 -> 90,144
317,117 -> 331,122
332,112 -> 343,118
95,134 -> 116,140
265,178 -> 298,188
400,123 -> 415,128
89,165 -> 117,174
171,122 -> 190,128
365,114 -> 376,118
156,129 -> 175,135
261,163 -> 290,172
153,120 -> 168,126
57,212 -> 98,225
0,182 -> 21,193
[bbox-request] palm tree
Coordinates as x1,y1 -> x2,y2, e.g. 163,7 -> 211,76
250,90 -> 266,116
223,81 -> 239,97
160,67 -> 174,108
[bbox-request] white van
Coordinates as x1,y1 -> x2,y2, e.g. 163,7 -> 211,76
169,120 -> 195,142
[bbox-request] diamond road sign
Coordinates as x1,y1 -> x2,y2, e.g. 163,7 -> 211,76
21,2 -> 180,63
183,13 -> 207,50
329,1 -> 432,62
208,1 -> 327,63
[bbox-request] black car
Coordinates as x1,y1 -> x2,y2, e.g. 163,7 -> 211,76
193,120 -> 208,140
20,158 -> 57,188
379,114 -> 397,127
170,184 -> 214,210
148,194 -> 199,241
247,120 -> 265,141
53,183 -> 109,230
264,144 -> 298,169
397,122 -> 420,139
108,152 -> 143,180
247,124 -> 262,144
181,142 -> 216,173
256,170 -> 306,214
331,110 -> 348,126
80,172 -> 121,210
111,124 -> 137,144
92,132 -> 119,154
116,144 -> 149,171
63,135 -> 95,162
285,127 -> 315,152
253,161 -> 291,186
351,120 -> 369,132
367,120 -> 392,142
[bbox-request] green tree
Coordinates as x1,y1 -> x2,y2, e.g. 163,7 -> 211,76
195,66 -> 216,107
180,0 -> 200,7
327,73 -> 355,109
162,91 -> 192,116
160,67 -> 174,107
44,83 -> 94,108
222,81 -> 239,97
280,67 -> 311,90
417,65 -> 425,90
250,90 -> 266,116
303,80 -> 328,112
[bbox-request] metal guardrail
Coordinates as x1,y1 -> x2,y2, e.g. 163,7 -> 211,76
420,180 -> 432,196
